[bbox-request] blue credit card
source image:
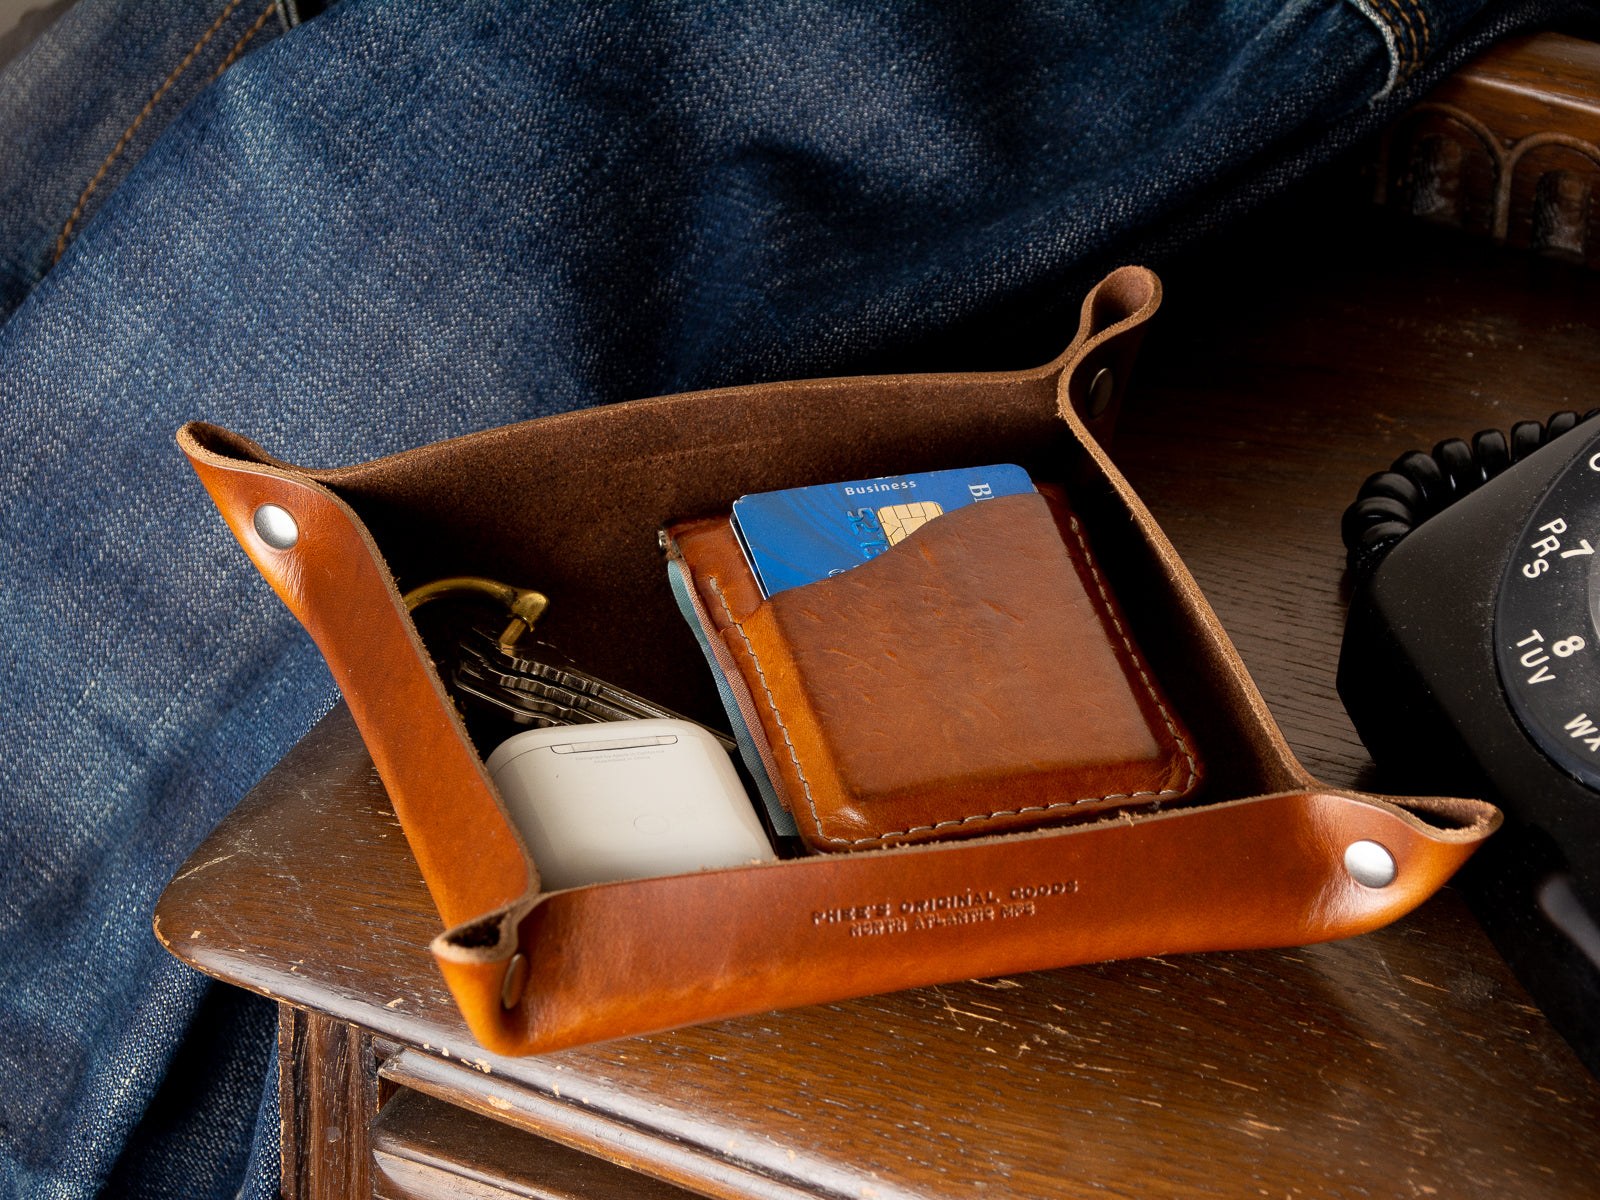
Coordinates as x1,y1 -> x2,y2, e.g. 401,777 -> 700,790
732,464 -> 1035,597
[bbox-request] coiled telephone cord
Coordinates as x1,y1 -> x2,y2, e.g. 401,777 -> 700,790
1342,410 -> 1600,578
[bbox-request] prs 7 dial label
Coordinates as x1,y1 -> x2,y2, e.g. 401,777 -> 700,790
1495,433 -> 1600,789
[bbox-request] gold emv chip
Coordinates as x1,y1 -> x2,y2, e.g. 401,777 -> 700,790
876,501 -> 946,545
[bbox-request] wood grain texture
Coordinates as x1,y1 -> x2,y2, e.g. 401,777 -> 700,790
371,1086 -> 700,1200
158,197 -> 1600,1198
280,1007 -> 381,1200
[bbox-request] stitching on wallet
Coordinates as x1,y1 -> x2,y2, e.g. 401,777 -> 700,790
709,577 -> 825,822
716,516 -> 1199,847
1063,513 -> 1200,795
52,0 -> 259,263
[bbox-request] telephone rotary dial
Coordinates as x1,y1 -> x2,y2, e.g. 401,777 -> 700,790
1340,412 -> 1600,1077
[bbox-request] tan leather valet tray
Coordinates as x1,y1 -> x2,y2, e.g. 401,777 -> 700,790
176,267 -> 1499,1057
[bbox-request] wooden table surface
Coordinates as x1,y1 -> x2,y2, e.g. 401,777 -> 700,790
158,193 -> 1600,1199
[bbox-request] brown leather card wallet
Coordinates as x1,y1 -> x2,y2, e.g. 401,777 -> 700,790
668,483 -> 1202,851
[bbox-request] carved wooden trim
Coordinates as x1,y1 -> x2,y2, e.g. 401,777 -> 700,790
1378,32 -> 1600,265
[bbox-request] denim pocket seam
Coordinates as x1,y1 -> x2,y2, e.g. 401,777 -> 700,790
1370,0 -> 1421,71
1347,0 -> 1427,100
52,0 -> 271,263
203,2 -> 276,92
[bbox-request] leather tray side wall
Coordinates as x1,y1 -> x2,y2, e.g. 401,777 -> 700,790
179,426 -> 533,930
448,789 -> 1493,1055
175,267 -> 1500,1056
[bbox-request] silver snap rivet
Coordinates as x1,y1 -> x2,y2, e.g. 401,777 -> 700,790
1344,840 -> 1397,889
253,504 -> 299,550
500,951 -> 528,1010
1086,367 -> 1116,419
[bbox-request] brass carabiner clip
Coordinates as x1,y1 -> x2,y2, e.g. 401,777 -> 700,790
401,576 -> 549,654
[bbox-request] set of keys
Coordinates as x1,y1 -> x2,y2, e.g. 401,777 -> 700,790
402,575 -> 736,752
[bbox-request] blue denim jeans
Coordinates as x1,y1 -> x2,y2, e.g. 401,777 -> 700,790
0,0 -> 1590,1195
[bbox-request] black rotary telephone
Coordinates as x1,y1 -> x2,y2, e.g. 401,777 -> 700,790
1340,412 -> 1600,1077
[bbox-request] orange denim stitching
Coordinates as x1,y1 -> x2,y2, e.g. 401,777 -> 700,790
204,0 -> 275,90
1370,0 -> 1422,75
53,0 -> 257,263
1362,0 -> 1409,74
1402,0 -> 1432,62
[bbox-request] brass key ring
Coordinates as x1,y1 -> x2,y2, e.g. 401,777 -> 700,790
402,576 -> 548,653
